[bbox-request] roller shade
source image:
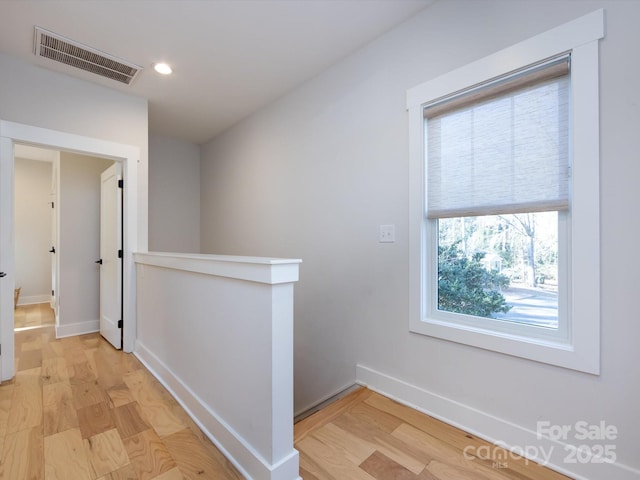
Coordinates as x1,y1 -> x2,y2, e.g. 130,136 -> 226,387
425,55 -> 570,219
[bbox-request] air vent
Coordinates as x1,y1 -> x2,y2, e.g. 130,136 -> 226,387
33,27 -> 142,85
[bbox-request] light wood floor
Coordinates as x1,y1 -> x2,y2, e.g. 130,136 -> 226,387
294,387 -> 572,480
2,315 -> 243,479
14,303 -> 55,330
5,305 -> 571,480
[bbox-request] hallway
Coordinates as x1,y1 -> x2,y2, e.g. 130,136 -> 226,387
1,320 -> 243,479
3,308 -> 573,480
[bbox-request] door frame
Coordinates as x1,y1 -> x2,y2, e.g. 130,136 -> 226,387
0,120 -> 140,381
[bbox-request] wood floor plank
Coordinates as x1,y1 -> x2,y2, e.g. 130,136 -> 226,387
162,409 -> 244,480
375,434 -> 432,475
44,427 -> 92,480
416,465 -> 443,479
294,386 -> 372,442
72,381 -> 111,409
392,423 -> 515,480
14,308 -> 26,329
95,463 -> 138,480
70,361 -> 99,385
332,411 -> 433,473
62,338 -> 91,362
0,425 -> 44,480
21,335 -> 43,352
40,330 -> 58,356
152,467 -> 185,480
112,352 -> 144,377
347,401 -> 405,434
113,401 -> 151,440
123,371 -> 186,438
424,459 -> 506,480
77,402 -> 116,439
94,342 -> 137,380
79,333 -> 102,349
43,382 -> 79,436
106,384 -> 136,408
6,366 -> 42,434
311,422 -> 376,466
298,434 -> 379,480
41,357 -> 70,385
123,428 -> 177,480
0,384 -> 15,455
359,450 -> 416,480
120,354 -> 144,374
299,465 -> 323,480
298,449 -> 334,480
367,393 -> 500,455
85,348 -> 100,379
14,303 -> 54,330
16,348 -> 43,371
84,428 -> 130,478
163,428 -> 241,480
92,348 -> 126,390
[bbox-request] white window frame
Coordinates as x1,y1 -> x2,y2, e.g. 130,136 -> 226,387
407,9 -> 604,374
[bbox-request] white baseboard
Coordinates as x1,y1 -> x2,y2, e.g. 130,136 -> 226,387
134,340 -> 301,480
356,364 -> 639,480
17,294 -> 50,306
55,320 -> 99,338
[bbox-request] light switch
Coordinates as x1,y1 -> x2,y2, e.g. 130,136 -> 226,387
379,224 -> 395,243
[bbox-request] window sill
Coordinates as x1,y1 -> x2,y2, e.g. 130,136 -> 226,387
410,316 -> 598,375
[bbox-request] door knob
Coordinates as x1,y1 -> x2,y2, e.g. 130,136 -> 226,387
95,259 -> 103,265
49,247 -> 55,253
0,272 -> 6,278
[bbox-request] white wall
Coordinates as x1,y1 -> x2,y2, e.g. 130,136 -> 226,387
14,157 -> 52,303
58,152 -> 113,335
0,52 -> 148,250
149,134 -> 200,253
200,1 -> 640,477
135,252 -> 301,480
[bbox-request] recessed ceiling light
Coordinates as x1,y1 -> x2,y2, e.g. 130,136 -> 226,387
153,63 -> 172,75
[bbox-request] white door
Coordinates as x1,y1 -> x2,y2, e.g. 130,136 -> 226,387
99,163 -> 122,349
0,139 -> 13,381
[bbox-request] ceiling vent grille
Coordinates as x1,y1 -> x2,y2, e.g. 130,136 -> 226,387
33,27 -> 142,85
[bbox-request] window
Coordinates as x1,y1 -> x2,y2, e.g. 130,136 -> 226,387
428,56 -> 569,342
407,10 -> 604,374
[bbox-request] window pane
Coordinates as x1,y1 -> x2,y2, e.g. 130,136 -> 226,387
437,212 -> 558,329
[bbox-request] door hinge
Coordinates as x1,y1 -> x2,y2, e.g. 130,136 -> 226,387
52,290 -> 54,296
118,249 -> 123,258
118,179 -> 124,189
118,320 -> 123,328
51,201 -> 54,208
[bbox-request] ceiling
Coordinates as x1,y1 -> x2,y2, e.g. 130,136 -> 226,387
0,0 -> 433,144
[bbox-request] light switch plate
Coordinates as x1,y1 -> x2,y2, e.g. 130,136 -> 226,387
379,224 -> 395,243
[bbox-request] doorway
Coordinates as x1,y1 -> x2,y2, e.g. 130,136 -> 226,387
0,120 -> 140,381
9,145 -> 119,362
13,149 -> 55,332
